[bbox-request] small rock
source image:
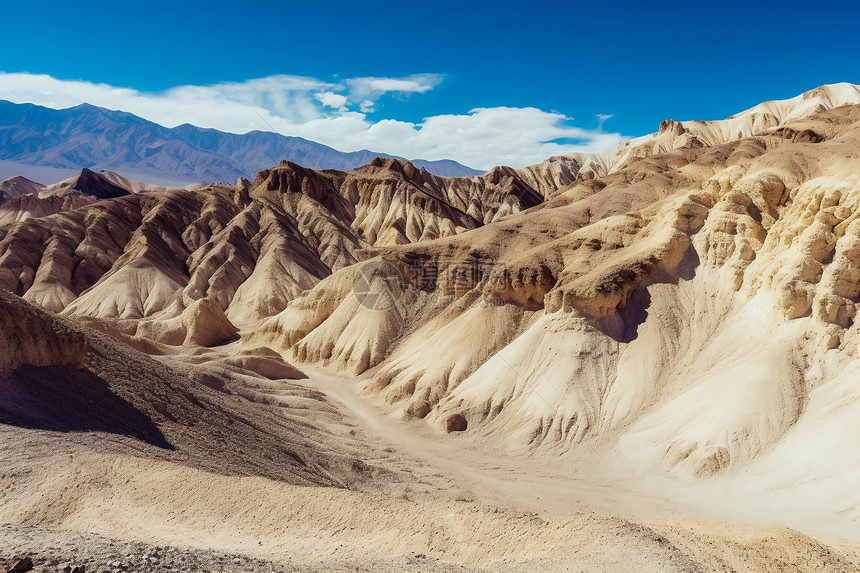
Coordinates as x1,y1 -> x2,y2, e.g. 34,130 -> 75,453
445,413 -> 468,433
6,556 -> 33,572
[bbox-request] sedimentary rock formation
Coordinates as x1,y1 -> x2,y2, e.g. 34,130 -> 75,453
0,175 -> 43,203
5,83 -> 860,484
246,84 -> 860,482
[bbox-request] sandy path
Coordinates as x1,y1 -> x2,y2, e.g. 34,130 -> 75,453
291,364 -> 860,549
295,365 -> 695,521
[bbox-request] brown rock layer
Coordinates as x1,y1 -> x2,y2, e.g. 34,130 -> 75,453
0,289 -> 87,374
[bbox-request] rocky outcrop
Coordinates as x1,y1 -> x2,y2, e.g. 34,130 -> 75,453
0,193 -> 94,227
0,157 -> 555,341
41,168 -> 131,200
182,297 -> 239,346
0,175 -> 43,203
339,158 -> 480,246
250,162 -> 359,270
0,289 -> 87,374
6,556 -> 33,572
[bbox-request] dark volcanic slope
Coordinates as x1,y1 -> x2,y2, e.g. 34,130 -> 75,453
0,100 -> 482,182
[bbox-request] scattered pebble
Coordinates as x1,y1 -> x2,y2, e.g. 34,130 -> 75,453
0,523 -> 484,572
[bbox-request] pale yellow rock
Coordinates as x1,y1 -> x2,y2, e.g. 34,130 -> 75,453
182,297 -> 239,347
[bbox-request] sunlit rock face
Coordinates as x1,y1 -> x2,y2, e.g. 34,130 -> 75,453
6,84 -> 860,484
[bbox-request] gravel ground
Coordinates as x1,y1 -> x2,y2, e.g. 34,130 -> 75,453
0,524 -> 288,573
0,523 -> 482,573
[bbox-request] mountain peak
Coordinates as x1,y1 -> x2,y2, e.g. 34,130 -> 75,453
65,102 -> 104,112
366,156 -> 420,176
0,175 -> 44,203
41,168 -> 132,199
727,82 -> 860,122
0,100 -> 482,183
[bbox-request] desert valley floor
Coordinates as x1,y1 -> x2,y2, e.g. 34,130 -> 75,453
4,335 -> 860,573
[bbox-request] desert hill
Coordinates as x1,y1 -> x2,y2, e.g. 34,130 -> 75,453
0,287 -> 396,488
3,84 -> 859,453
244,83 -> 860,490
3,83 -> 860,571
521,81 -> 860,190
39,167 -> 131,200
1,282 -> 858,572
0,169 -> 195,227
0,155 -> 550,324
0,175 -> 42,204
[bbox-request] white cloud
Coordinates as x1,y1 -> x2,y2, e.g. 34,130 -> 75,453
0,72 -> 626,170
0,72 -> 330,132
314,91 -> 348,110
346,74 -> 443,99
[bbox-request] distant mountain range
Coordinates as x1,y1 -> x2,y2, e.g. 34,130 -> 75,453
0,100 -> 482,185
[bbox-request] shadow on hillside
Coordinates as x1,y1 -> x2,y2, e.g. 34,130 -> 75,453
0,365 -> 173,449
616,245 -> 702,343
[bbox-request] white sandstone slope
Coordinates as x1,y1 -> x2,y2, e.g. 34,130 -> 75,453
249,85 -> 860,501
518,82 -> 860,192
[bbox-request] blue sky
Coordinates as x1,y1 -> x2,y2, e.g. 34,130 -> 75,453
2,0 -> 859,168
